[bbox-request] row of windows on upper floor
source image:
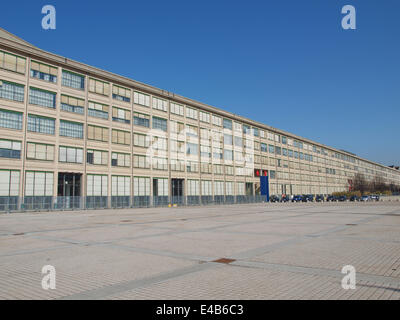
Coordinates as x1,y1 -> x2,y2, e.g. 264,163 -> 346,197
0,50 -> 386,169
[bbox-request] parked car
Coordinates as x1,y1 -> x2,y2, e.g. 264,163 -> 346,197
280,196 -> 290,203
301,195 -> 309,202
303,194 -> 314,202
370,195 -> 380,201
361,195 -> 370,202
350,195 -> 360,202
338,195 -> 347,202
269,195 -> 279,203
315,194 -> 325,202
326,195 -> 338,202
292,195 -> 303,202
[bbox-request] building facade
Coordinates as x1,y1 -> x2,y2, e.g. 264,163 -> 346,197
0,28 -> 399,210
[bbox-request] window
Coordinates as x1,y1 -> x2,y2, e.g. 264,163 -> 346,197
213,147 -> 223,160
113,85 -> 131,102
0,80 -> 24,102
226,181 -> 234,195
111,176 -> 130,196
186,161 -> 198,173
87,149 -> 108,165
30,61 -> 57,83
275,146 -> 282,155
186,124 -> 198,137
214,181 -> 224,195
201,180 -> 212,196
88,101 -> 109,119
199,111 -> 210,123
26,143 -> 54,161
171,159 -> 185,171
134,91 -> 150,106
268,145 -> 275,153
201,162 -> 212,174
0,170 -> 19,196
223,118 -> 233,130
62,70 -> 85,90
187,180 -> 200,196
236,182 -> 245,196
225,165 -> 234,175
133,133 -> 149,147
0,50 -> 26,74
282,136 -> 287,144
0,109 -> 23,130
170,121 -> 184,134
133,112 -> 150,127
234,122 -> 242,132
60,120 -> 83,139
269,170 -> 276,179
152,116 -> 167,132
224,134 -> 233,145
234,136 -> 243,148
112,152 -> 130,167
212,115 -> 222,126
112,129 -> 130,145
152,96 -> 168,112
87,125 -> 108,142
224,149 -> 233,161
261,143 -> 267,152
214,164 -> 223,175
133,154 -> 150,169
112,107 -> 130,124
89,78 -> 109,96
152,157 -> 168,170
243,124 -> 250,134
253,127 -> 259,137
87,175 -> 108,196
28,115 -> 55,135
186,107 -> 198,120
0,140 -> 21,159
29,87 -> 56,109
170,140 -> 185,153
200,145 -> 211,158
170,102 -> 184,116
134,177 -> 150,196
25,171 -> 53,196
59,146 -> 83,163
152,136 -> 167,150
61,95 -> 84,114
186,143 -> 198,156
153,178 -> 168,196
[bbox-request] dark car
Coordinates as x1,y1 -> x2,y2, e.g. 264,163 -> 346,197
269,195 -> 279,203
350,195 -> 360,202
326,195 -> 338,202
305,194 -> 314,202
315,194 -> 325,202
280,196 -> 290,203
338,195 -> 347,202
292,195 -> 303,202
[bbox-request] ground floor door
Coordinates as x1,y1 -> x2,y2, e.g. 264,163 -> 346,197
58,173 -> 82,197
245,182 -> 253,196
57,173 -> 82,208
171,179 -> 184,203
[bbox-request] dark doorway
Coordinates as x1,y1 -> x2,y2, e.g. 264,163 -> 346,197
171,179 -> 184,204
57,173 -> 82,209
245,182 -> 253,196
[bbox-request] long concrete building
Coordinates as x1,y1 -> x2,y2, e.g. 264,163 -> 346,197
0,28 -> 399,210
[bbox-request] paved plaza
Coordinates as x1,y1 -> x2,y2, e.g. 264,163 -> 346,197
0,202 -> 400,300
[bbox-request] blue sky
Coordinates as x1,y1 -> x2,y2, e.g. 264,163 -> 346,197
1,0 -> 399,165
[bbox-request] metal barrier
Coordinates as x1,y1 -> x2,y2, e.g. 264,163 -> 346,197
0,195 -> 267,213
